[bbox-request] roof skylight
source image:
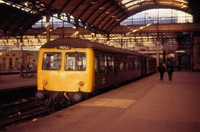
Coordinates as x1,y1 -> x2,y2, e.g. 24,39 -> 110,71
119,0 -> 189,11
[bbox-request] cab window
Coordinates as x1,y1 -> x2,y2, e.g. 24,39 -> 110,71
65,52 -> 86,71
42,52 -> 61,70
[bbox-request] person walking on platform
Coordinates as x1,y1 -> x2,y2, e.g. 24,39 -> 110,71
167,62 -> 174,81
157,63 -> 165,80
19,63 -> 24,78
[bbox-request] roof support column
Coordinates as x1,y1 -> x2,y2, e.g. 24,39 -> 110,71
45,16 -> 51,42
193,35 -> 200,70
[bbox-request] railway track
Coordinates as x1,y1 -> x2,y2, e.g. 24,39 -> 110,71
0,88 -> 111,129
0,97 -> 48,129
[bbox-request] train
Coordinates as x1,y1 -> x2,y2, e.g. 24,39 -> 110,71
35,37 -> 156,110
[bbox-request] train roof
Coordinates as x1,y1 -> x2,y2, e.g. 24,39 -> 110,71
41,37 -> 141,56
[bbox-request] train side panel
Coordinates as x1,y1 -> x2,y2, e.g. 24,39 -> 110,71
146,56 -> 157,74
93,52 -> 144,91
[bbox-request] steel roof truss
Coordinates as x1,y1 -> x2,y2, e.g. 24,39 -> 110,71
96,5 -> 119,27
78,1 -> 94,19
90,1 -> 114,24
69,0 -> 86,15
99,7 -> 124,30
60,0 -> 72,11
84,0 -> 109,23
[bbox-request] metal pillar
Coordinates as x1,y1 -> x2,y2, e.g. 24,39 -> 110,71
45,16 -> 51,42
156,40 -> 160,66
20,38 -> 23,66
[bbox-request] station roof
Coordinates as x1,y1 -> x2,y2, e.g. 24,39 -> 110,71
0,0 -> 199,37
0,3 -> 42,37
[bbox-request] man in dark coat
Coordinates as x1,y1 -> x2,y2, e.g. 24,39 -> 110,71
157,63 -> 166,80
167,62 -> 174,80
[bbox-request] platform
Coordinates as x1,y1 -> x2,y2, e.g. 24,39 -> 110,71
5,72 -> 200,132
0,74 -> 36,91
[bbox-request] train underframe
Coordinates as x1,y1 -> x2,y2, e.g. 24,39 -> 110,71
35,91 -> 89,112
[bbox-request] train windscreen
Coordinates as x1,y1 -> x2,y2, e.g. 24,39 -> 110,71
42,52 -> 62,70
65,52 -> 86,71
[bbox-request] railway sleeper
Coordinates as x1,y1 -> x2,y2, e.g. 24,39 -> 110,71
0,106 -> 48,128
0,99 -> 44,119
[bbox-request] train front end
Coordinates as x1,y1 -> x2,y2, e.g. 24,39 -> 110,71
36,47 -> 95,103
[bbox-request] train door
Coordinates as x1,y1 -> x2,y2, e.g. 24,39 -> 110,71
142,56 -> 147,75
114,55 -> 120,81
94,51 -> 106,90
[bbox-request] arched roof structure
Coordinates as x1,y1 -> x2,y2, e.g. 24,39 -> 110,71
0,0 -> 199,36
0,3 -> 42,36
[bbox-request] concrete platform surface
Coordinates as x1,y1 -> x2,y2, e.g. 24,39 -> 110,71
6,72 -> 200,132
0,74 -> 36,91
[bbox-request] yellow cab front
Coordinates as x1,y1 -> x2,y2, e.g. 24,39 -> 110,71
37,47 -> 95,93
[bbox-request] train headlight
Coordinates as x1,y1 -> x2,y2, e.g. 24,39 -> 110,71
43,80 -> 48,85
79,81 -> 84,86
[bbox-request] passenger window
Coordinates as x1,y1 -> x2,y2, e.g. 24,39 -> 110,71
114,57 -> 119,72
95,56 -> 98,72
99,53 -> 107,73
119,62 -> 124,71
65,52 -> 86,71
42,52 -> 61,70
107,55 -> 114,73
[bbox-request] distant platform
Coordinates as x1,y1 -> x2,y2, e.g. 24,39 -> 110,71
0,74 -> 36,91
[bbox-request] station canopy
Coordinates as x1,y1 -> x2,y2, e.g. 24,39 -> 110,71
0,0 -> 199,36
